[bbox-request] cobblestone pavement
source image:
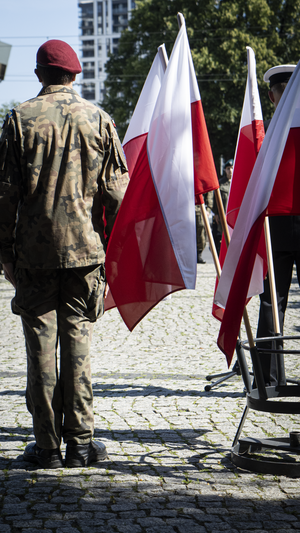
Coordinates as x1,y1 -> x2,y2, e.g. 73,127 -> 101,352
1,248 -> 300,533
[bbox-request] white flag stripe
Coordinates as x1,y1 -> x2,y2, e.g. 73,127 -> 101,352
187,46 -> 200,104
238,74 -> 251,130
122,52 -> 165,145
147,23 -> 196,289
242,47 -> 264,299
215,59 -> 300,309
247,47 -> 263,122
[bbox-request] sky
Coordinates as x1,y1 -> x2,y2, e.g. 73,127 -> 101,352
0,0 -> 81,106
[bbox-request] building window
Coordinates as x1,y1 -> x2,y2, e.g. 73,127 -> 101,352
83,61 -> 95,79
82,83 -> 95,100
112,38 -> 119,54
81,39 -> 95,58
79,2 -> 94,36
82,49 -> 94,57
112,1 -> 127,14
112,1 -> 128,33
97,2 -> 103,34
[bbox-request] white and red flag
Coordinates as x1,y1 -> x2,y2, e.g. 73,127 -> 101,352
212,47 -> 266,322
122,51 -> 165,178
105,17 -> 219,331
215,59 -> 300,365
104,50 -> 165,312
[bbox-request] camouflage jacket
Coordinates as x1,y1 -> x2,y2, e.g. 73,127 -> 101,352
0,85 -> 129,268
212,176 -> 231,232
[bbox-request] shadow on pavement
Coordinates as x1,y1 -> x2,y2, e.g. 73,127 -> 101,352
0,464 -> 299,533
91,382 -> 245,399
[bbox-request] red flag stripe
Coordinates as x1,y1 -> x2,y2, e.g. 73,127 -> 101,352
105,139 -> 185,330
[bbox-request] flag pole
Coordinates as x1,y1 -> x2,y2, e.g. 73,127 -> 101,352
263,217 -> 285,385
157,44 -> 168,70
214,189 -> 231,247
200,195 -> 221,278
263,217 -> 280,334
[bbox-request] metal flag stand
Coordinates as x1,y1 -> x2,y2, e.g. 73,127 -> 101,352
230,218 -> 300,476
204,343 -> 243,392
231,334 -> 300,477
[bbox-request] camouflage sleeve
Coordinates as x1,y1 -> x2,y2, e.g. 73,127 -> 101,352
212,190 -> 218,215
0,112 -> 22,263
205,190 -> 214,213
100,116 -> 129,240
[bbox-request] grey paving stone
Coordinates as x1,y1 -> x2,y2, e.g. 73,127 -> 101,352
114,525 -> 142,533
167,517 -> 206,530
56,529 -> 81,533
1,263 -> 300,532
12,521 -> 43,529
176,525 -> 207,533
111,503 -> 138,511
144,527 -> 176,533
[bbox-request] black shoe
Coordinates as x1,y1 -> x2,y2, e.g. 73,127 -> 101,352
197,252 -> 206,264
23,442 -> 63,469
65,440 -> 108,468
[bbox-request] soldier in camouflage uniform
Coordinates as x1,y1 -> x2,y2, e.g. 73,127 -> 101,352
0,40 -> 129,468
212,159 -> 233,255
195,191 -> 213,264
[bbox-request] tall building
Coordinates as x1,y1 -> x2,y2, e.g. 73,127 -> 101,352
78,0 -> 135,103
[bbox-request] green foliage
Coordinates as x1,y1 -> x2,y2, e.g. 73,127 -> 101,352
102,0 -> 300,172
0,101 -> 19,130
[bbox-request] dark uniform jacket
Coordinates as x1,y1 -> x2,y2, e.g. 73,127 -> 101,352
0,85 -> 129,268
264,118 -> 300,252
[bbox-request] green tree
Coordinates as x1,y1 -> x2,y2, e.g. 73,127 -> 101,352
0,101 -> 19,130
102,0 -> 300,173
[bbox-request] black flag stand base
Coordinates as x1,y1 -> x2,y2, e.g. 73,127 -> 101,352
231,336 -> 300,477
204,359 -> 241,392
204,338 -> 251,392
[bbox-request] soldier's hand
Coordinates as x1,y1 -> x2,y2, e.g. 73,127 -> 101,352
3,262 -> 16,289
104,282 -> 109,299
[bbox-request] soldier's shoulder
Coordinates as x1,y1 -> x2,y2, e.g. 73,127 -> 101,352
12,95 -> 46,119
75,96 -> 114,124
17,95 -> 43,110
219,177 -> 230,191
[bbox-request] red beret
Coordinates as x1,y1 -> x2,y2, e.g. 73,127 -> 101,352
37,40 -> 82,74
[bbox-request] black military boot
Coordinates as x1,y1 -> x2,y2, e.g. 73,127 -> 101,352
65,440 -> 108,468
23,442 -> 63,469
197,251 -> 206,264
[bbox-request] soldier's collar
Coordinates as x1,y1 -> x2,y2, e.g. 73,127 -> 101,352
38,85 -> 78,97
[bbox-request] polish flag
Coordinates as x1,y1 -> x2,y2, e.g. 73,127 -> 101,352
105,17 -> 219,331
104,50 -> 165,312
215,59 -> 300,364
212,46 -> 268,321
212,47 -> 266,323
226,48 -> 265,231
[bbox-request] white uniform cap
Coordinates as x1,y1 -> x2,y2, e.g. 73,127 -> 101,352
263,64 -> 296,87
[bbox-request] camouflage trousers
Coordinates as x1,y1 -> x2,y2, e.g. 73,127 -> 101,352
12,264 -> 106,449
195,206 -> 206,253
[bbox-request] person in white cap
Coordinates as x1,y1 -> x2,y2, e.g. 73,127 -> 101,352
256,64 -> 300,386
